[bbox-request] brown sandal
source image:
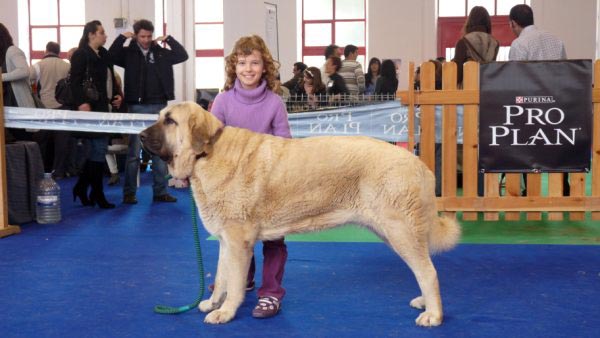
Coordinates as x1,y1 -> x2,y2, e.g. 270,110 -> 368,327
252,296 -> 281,318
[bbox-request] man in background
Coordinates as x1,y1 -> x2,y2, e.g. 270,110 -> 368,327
508,4 -> 568,195
339,44 -> 365,95
30,41 -> 71,179
508,4 -> 566,60
282,61 -> 306,95
109,19 -> 188,205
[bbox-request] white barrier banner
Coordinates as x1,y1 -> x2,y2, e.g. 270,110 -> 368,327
4,103 -> 463,143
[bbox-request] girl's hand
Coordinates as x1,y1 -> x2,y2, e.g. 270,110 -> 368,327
78,103 -> 91,111
112,94 -> 123,109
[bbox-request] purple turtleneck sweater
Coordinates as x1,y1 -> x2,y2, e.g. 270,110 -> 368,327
211,79 -> 291,138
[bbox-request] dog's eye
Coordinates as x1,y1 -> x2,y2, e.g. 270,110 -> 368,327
164,116 -> 177,126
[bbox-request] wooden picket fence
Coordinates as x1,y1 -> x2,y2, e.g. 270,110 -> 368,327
398,60 -> 600,221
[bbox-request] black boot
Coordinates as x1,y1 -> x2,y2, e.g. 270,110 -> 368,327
72,161 -> 93,206
88,161 -> 115,209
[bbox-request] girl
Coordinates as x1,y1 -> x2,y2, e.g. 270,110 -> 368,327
374,59 -> 399,97
302,66 -> 326,109
210,35 -> 290,319
364,57 -> 381,95
71,20 -> 122,209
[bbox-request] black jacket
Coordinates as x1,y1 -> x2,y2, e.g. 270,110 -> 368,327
70,45 -> 118,111
326,73 -> 349,95
108,34 -> 188,104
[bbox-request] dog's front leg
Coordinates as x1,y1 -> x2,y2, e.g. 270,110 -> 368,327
203,228 -> 254,324
199,238 -> 227,313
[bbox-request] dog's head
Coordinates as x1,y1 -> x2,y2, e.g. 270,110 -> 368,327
140,101 -> 223,179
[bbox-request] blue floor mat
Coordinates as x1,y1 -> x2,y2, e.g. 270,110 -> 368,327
0,175 -> 599,337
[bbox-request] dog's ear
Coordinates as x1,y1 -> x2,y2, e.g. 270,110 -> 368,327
190,104 -> 223,153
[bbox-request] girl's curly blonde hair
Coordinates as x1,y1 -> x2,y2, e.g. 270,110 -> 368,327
223,35 -> 280,93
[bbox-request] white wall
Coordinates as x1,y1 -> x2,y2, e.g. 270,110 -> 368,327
2,0 -> 599,92
223,0 -> 297,83
531,0 -> 597,60
368,0 -> 437,90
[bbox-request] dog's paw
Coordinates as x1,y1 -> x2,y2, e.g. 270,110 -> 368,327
409,296 -> 425,309
415,311 -> 442,327
204,309 -> 235,324
198,299 -> 217,313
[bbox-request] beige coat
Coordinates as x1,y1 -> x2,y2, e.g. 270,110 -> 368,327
30,55 -> 70,109
2,46 -> 35,108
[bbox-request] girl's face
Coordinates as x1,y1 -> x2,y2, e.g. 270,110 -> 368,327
236,50 -> 265,90
89,25 -> 107,49
371,62 -> 380,73
303,74 -> 313,85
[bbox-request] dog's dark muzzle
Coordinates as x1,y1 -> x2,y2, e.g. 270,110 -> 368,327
139,129 -> 172,164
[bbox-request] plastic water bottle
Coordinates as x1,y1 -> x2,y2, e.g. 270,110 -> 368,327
36,173 -> 61,224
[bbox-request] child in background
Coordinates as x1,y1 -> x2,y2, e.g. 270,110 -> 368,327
209,34 -> 291,319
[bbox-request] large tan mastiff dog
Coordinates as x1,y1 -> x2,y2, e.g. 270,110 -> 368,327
140,101 -> 460,326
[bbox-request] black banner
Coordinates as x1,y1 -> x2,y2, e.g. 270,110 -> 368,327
479,60 -> 592,173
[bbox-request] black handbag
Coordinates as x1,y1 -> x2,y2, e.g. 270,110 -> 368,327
55,60 -> 99,106
55,74 -> 73,106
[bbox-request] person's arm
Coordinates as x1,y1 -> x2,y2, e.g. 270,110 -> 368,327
452,38 -> 468,83
355,63 -> 366,93
69,50 -> 89,110
271,99 -> 292,139
210,93 -> 227,124
107,34 -> 130,67
2,47 -> 30,82
282,75 -> 298,90
29,63 -> 40,82
158,35 -> 189,64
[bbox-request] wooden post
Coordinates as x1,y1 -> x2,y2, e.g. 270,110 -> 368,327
419,62 -> 436,173
406,62 -> 415,152
461,62 -> 479,221
441,62 -> 457,219
0,69 -> 21,238
592,60 -> 600,220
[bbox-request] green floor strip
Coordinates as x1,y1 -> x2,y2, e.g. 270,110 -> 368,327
209,219 -> 600,245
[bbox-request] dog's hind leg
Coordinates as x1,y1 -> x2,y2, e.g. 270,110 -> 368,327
199,239 -> 228,313
380,219 -> 443,327
203,226 -> 255,324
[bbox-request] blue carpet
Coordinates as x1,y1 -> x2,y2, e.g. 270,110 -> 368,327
0,174 -> 599,337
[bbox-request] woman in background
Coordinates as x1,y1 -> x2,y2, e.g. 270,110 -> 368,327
302,66 -> 326,109
70,20 -> 121,209
364,57 -> 381,95
452,6 -> 499,84
374,59 -> 398,97
1,23 -> 35,141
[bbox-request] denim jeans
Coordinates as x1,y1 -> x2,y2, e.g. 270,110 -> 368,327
123,103 -> 168,197
86,137 -> 109,163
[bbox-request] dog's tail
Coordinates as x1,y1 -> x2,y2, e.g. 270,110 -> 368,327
428,216 -> 461,254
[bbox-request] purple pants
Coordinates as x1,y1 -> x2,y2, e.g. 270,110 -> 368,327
247,238 -> 287,300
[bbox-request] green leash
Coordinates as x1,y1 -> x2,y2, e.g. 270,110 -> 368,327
154,186 -> 205,314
